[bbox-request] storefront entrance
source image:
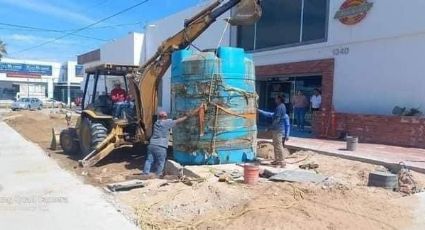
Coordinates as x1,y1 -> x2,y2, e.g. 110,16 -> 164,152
53,85 -> 82,103
257,75 -> 322,136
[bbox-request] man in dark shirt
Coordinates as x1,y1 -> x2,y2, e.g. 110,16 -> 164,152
143,110 -> 197,177
258,95 -> 287,167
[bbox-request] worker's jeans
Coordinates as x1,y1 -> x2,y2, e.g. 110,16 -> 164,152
272,130 -> 286,161
113,102 -> 128,118
294,107 -> 306,130
143,144 -> 167,176
284,114 -> 291,139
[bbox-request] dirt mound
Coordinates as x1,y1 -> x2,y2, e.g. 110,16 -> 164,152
121,178 -> 413,230
5,109 -> 425,230
3,110 -> 145,186
4,110 -> 67,146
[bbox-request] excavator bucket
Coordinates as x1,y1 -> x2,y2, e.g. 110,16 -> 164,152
227,0 -> 262,26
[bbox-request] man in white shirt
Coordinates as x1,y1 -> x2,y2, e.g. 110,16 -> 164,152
310,88 -> 322,111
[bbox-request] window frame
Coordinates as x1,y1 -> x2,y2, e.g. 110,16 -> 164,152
234,0 -> 330,53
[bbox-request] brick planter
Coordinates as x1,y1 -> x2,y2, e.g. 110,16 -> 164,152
313,112 -> 425,148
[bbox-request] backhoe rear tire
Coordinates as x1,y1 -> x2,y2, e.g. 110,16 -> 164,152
79,118 -> 108,157
60,128 -> 80,155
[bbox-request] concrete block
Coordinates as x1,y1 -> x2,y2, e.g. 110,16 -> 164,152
164,160 -> 202,178
164,160 -> 183,176
259,164 -> 298,178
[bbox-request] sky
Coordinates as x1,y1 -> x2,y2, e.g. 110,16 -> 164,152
0,0 -> 205,62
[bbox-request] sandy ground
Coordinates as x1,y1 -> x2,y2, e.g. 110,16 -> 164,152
2,109 -> 144,186
3,109 -> 425,230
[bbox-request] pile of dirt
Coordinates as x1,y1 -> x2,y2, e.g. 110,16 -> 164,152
129,180 -> 251,229
3,110 -> 68,146
116,174 -> 415,230
214,182 -> 411,230
5,110 -> 425,230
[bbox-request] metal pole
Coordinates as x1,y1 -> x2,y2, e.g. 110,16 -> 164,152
299,0 -> 305,42
27,78 -> 29,97
67,73 -> 71,108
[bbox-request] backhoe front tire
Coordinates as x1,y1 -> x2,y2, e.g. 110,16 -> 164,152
79,118 -> 108,157
60,128 -> 80,155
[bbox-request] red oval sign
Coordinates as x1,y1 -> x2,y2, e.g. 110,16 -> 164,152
334,0 -> 374,25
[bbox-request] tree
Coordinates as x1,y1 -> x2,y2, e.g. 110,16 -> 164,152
0,40 -> 7,60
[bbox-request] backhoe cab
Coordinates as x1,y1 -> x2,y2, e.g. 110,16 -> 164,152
60,64 -> 144,167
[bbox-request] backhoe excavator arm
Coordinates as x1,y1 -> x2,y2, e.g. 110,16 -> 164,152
130,0 -> 261,140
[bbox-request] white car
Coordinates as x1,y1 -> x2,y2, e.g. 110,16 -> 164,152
11,98 -> 43,111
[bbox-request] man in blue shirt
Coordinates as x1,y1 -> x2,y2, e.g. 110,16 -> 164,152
143,110 -> 194,177
258,95 -> 288,167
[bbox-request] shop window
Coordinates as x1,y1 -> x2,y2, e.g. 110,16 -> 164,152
237,0 -> 328,51
302,0 -> 328,42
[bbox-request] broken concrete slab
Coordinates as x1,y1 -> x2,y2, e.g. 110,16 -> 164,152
106,180 -> 145,192
183,164 -> 243,179
164,160 -> 183,176
163,160 -> 202,178
269,170 -> 327,183
259,164 -> 299,178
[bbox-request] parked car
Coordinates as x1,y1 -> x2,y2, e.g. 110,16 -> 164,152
11,98 -> 43,111
43,99 -> 67,108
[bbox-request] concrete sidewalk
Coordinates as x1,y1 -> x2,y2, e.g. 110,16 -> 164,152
0,122 -> 139,230
275,137 -> 425,173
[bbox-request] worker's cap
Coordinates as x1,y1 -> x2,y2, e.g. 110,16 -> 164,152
158,111 -> 167,118
113,81 -> 121,86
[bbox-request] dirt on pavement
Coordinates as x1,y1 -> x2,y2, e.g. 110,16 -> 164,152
2,109 -> 144,186
3,110 -> 425,230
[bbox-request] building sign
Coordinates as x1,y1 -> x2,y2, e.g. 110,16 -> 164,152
6,73 -> 41,79
0,62 -> 52,76
334,0 -> 374,25
75,65 -> 84,77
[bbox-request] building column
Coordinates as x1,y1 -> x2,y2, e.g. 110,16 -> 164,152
48,78 -> 54,99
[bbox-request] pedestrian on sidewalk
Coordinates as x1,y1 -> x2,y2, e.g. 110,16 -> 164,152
292,90 -> 308,131
310,88 -> 322,112
258,95 -> 287,167
143,110 -> 196,177
282,95 -> 291,140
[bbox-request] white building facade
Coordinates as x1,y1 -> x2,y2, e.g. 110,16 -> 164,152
55,61 -> 85,105
78,32 -> 144,69
0,58 -> 83,103
145,0 -> 425,116
77,0 -> 425,147
0,58 -> 59,100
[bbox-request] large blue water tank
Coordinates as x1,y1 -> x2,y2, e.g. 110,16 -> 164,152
171,47 -> 257,165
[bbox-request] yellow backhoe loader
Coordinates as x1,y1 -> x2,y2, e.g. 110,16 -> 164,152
58,0 -> 262,167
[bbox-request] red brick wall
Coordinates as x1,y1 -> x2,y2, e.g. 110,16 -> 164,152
257,59 -> 425,148
256,59 -> 334,111
312,112 -> 425,148
256,59 -> 335,141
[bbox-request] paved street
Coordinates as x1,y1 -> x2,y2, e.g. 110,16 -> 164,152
0,121 -> 139,230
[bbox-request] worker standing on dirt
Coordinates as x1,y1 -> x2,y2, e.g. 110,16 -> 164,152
143,110 -> 196,177
258,95 -> 287,167
111,82 -> 127,118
